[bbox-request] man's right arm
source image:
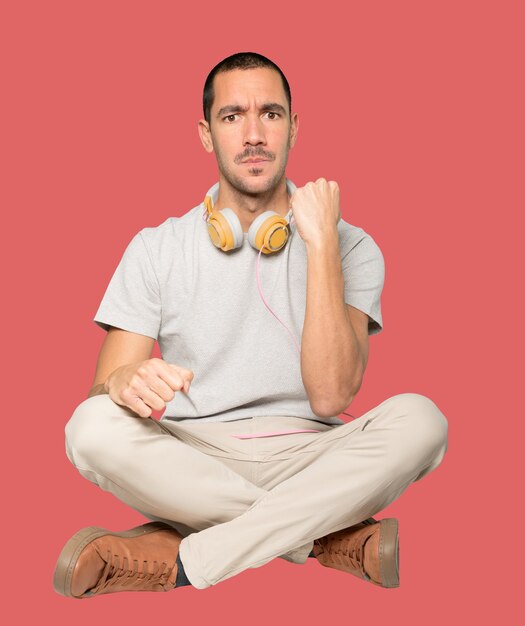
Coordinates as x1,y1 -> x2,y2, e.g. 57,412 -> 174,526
88,327 -> 156,399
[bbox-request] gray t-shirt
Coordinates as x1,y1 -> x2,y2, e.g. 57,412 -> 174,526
93,181 -> 385,426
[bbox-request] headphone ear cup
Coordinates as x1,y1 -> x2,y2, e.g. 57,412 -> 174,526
248,211 -> 290,254
207,208 -> 244,252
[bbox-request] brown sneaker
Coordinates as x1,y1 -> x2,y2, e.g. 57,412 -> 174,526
312,517 -> 399,588
53,521 -> 185,599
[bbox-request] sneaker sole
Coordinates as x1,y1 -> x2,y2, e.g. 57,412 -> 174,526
53,521 -> 176,598
378,518 -> 400,588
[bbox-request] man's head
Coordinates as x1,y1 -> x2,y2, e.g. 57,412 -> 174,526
198,52 -> 299,198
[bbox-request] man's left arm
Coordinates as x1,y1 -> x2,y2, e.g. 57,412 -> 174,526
301,230 -> 369,418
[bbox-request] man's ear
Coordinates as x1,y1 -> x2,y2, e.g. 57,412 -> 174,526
198,119 -> 214,153
289,112 -> 299,149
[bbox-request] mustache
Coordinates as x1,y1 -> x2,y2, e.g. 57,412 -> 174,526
235,150 -> 275,163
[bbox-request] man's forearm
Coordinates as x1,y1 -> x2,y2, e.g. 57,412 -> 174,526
301,231 -> 362,417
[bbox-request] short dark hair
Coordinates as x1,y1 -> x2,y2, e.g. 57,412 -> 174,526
203,52 -> 292,125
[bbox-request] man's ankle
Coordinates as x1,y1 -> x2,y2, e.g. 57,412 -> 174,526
175,553 -> 192,587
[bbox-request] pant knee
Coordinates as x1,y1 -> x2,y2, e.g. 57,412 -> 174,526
65,394 -> 124,468
384,393 -> 449,465
401,392 -> 447,441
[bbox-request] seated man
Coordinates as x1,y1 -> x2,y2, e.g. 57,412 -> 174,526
53,51 -> 448,598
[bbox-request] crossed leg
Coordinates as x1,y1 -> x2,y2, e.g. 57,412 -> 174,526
64,394 -> 313,565
175,393 -> 449,588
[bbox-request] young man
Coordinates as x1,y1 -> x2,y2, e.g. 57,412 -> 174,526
53,52 -> 448,598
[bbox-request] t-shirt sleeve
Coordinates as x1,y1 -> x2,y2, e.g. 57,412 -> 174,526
93,230 -> 161,339
340,233 -> 385,335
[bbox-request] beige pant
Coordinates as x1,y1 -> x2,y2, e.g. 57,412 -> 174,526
64,392 -> 448,589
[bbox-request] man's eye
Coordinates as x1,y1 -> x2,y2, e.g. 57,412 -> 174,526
223,112 -> 280,122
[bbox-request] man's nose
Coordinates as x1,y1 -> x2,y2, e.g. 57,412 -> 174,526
243,115 -> 266,145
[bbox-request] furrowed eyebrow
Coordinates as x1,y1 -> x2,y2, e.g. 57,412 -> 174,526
216,102 -> 287,119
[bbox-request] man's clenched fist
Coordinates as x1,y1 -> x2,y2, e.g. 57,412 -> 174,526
104,358 -> 194,418
289,178 -> 341,245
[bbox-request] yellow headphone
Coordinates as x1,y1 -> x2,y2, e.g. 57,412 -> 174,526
203,179 -> 297,254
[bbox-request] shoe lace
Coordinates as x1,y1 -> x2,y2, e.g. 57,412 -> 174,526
89,550 -> 174,594
314,533 -> 368,578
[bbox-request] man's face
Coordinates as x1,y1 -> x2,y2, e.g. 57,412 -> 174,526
199,67 -> 299,196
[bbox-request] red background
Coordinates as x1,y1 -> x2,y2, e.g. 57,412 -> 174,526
2,0 -> 522,623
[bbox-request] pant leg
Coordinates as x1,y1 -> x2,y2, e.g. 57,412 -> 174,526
179,393 -> 449,589
64,394 -> 309,562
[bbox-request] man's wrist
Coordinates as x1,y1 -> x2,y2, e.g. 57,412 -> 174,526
304,228 -> 339,254
88,382 -> 108,398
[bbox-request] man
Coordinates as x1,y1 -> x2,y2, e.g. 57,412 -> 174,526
53,52 -> 448,598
